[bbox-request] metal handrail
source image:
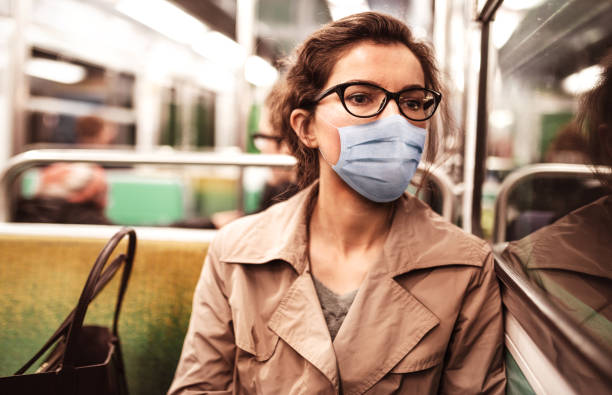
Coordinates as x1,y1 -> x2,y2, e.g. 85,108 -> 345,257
493,163 -> 611,243
415,164 -> 464,222
493,245 -> 612,393
0,149 -> 461,222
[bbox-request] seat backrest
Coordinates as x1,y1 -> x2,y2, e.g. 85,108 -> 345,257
0,224 -> 214,395
493,164 -> 609,243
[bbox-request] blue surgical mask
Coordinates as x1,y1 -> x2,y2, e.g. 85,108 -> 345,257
320,114 -> 426,203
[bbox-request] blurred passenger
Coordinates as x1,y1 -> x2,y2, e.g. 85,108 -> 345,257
15,115 -> 116,224
251,81 -> 298,209
15,162 -> 111,224
545,121 -> 589,164
170,12 -> 505,395
503,55 -> 612,343
75,115 -> 117,146
211,80 -> 298,228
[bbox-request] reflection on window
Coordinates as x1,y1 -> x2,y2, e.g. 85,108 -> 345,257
491,0 -> 612,357
502,195 -> 612,348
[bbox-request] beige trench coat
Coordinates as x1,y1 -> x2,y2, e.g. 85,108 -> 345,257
168,184 -> 506,395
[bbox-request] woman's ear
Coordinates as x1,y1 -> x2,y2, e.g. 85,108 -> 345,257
290,109 -> 318,148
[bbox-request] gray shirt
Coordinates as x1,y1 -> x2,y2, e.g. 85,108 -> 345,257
312,275 -> 358,341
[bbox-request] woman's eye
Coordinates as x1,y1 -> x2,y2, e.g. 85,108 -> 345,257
401,100 -> 421,111
346,93 -> 372,105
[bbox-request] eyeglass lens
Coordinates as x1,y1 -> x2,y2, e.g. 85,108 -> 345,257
343,84 -> 437,120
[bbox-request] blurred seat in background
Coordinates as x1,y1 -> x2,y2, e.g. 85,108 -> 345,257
15,162 -> 111,225
506,119 -> 605,241
505,175 -> 606,241
15,115 -> 122,225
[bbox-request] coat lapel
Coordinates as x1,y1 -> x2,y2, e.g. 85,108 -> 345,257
331,196 -> 443,395
221,188 -> 478,394
332,262 -> 440,395
267,272 -> 339,389
222,183 -> 339,386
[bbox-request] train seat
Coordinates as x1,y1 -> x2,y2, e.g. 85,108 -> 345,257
0,223 -> 568,394
493,164 -> 609,243
0,223 -> 215,395
18,167 -> 247,227
20,168 -> 187,226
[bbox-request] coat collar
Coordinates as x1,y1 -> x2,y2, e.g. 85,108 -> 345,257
266,265 -> 440,394
219,181 -> 486,276
219,182 -> 488,393
267,272 -> 340,390
332,265 -> 439,394
218,182 -> 314,274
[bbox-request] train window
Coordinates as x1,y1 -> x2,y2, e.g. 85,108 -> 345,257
487,0 -> 612,238
160,87 -> 180,147
256,0 -> 331,55
159,85 -> 216,149
194,92 -> 216,148
25,48 -> 136,148
487,0 -> 612,392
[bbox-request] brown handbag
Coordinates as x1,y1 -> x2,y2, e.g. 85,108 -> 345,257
0,227 -> 136,395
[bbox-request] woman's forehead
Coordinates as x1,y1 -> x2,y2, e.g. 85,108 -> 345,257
325,42 -> 425,91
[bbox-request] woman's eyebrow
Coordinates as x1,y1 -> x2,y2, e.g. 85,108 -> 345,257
401,83 -> 426,90
342,79 -> 426,90
343,78 -> 373,84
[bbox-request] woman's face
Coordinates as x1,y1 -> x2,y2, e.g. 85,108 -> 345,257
312,41 -> 426,165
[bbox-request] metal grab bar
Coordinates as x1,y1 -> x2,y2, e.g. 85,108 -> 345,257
493,244 -> 612,394
493,163 -> 611,243
414,164 -> 463,222
0,149 -> 461,222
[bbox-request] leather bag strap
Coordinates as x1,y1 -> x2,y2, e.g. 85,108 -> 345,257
62,227 -> 136,369
14,227 -> 136,374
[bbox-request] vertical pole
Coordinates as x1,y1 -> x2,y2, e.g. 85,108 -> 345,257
180,82 -> 195,150
235,0 -> 256,212
432,0 -> 449,77
134,77 -> 161,152
2,0 -> 31,221
10,0 -> 30,156
462,21 -> 482,234
471,20 -> 490,237
0,6 -> 14,167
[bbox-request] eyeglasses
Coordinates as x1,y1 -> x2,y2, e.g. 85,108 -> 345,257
252,132 -> 283,152
313,81 -> 442,121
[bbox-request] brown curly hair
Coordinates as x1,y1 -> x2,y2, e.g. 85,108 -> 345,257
272,11 -> 454,190
576,53 -> 612,190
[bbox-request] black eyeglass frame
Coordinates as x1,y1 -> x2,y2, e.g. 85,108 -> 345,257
312,81 -> 442,121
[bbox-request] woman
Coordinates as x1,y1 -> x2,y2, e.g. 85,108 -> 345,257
169,12 -> 505,394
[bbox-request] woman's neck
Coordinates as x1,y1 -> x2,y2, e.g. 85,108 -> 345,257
310,170 -> 394,256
